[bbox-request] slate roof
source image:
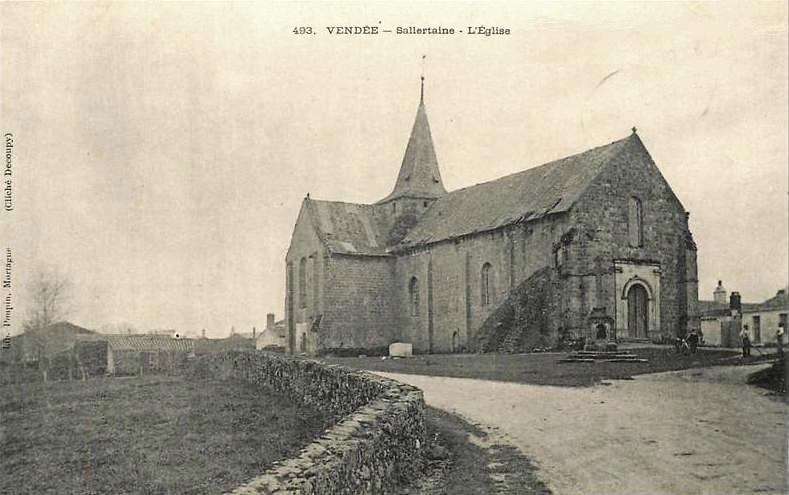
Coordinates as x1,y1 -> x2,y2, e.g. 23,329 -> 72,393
743,288 -> 788,313
698,298 -> 776,318
10,321 -> 94,356
401,134 -> 641,246
378,100 -> 446,203
304,133 -> 658,255
258,320 -> 287,339
307,200 -> 390,256
698,300 -> 727,317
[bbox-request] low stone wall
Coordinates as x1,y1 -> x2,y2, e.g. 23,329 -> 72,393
196,351 -> 425,494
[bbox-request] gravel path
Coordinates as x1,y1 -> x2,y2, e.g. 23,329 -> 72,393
378,364 -> 787,495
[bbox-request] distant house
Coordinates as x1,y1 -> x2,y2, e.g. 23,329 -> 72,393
256,313 -> 286,352
76,334 -> 195,375
1,321 -> 95,364
741,289 -> 788,345
699,281 -> 787,347
193,333 -> 255,355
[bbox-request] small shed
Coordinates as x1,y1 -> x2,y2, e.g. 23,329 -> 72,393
77,334 -> 195,375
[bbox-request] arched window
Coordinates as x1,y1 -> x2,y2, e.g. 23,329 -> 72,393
481,263 -> 493,306
628,196 -> 643,247
408,277 -> 420,317
299,257 -> 307,308
311,254 -> 319,311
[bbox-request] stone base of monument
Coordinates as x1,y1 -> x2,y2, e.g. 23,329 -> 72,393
389,342 -> 413,357
559,346 -> 648,363
584,340 -> 618,352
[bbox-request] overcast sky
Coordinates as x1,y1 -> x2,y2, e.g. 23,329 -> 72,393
2,1 -> 787,336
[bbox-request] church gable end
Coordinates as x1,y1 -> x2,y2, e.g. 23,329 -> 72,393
562,131 -> 697,340
285,199 -> 328,354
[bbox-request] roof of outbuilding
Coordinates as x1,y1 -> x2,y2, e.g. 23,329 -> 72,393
10,321 -> 95,360
743,288 -> 788,313
401,133 -> 642,246
79,334 -> 194,352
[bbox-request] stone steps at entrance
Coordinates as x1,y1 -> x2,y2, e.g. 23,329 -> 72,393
558,357 -> 649,363
559,350 -> 648,363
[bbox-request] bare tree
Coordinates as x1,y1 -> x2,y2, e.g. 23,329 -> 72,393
21,265 -> 72,381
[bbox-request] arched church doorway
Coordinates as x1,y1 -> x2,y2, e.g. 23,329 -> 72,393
627,284 -> 649,338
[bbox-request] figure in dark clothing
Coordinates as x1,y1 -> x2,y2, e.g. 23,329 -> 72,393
675,336 -> 689,355
686,330 -> 699,354
740,325 -> 752,358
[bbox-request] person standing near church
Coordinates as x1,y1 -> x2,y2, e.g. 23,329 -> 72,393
776,322 -> 785,357
740,324 -> 752,358
686,329 -> 699,354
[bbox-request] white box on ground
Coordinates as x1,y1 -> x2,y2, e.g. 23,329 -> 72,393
389,342 -> 413,357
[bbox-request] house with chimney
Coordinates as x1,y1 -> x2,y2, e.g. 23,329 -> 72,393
256,313 -> 287,351
283,79 -> 699,355
700,281 -> 788,346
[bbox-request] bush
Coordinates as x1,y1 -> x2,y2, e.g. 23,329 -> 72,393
747,356 -> 786,394
316,346 -> 389,358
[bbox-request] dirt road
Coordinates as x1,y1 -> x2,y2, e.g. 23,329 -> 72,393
378,365 -> 786,495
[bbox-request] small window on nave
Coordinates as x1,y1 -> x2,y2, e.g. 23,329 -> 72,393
299,257 -> 307,308
628,196 -> 644,247
481,263 -> 493,306
409,277 -> 420,316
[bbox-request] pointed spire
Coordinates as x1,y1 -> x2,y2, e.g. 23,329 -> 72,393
378,77 -> 446,204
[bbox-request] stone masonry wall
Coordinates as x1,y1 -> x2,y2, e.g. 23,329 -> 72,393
395,216 -> 565,353
475,266 -> 561,352
321,254 -> 398,352
286,202 -> 327,354
196,351 -> 425,494
566,136 -> 696,339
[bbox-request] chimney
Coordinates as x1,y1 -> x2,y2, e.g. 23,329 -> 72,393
266,313 -> 275,330
729,291 -> 741,313
252,326 -> 256,339
713,280 -> 727,305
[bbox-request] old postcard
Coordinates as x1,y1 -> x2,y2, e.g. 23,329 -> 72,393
1,2 -> 787,494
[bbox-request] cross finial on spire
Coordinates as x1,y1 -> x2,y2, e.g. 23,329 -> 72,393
631,126 -> 637,134
420,55 -> 426,103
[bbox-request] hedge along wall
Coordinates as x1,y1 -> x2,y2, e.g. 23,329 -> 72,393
196,350 -> 426,495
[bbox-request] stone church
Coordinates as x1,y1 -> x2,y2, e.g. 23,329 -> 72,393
284,81 -> 699,355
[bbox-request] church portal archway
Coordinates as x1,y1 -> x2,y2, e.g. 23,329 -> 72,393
627,284 -> 649,338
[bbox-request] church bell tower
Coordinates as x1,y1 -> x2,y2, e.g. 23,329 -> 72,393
377,76 -> 446,245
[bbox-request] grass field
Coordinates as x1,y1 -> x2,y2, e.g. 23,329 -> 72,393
324,347 -> 758,386
0,375 -> 330,494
